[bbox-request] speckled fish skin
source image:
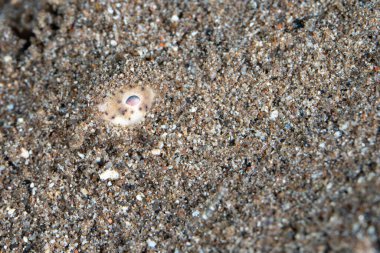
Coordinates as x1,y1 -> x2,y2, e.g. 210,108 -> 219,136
98,86 -> 155,126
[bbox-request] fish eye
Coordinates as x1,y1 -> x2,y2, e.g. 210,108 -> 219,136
125,95 -> 140,106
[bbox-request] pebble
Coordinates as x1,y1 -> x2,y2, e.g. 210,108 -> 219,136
340,122 -> 350,131
334,131 -> 342,138
110,40 -> 117,46
3,55 -> 12,63
6,104 -> 14,111
170,15 -> 179,22
80,188 -> 89,196
99,170 -> 120,181
7,208 -> 15,216
151,149 -> 161,155
192,210 -> 200,217
20,148 -> 30,159
147,239 -> 157,248
270,110 -> 279,120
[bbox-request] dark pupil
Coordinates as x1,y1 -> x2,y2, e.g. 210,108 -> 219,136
126,95 -> 140,105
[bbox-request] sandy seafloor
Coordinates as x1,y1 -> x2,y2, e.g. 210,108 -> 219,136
0,0 -> 379,252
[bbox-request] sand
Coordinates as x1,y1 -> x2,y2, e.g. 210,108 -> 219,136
0,0 -> 379,252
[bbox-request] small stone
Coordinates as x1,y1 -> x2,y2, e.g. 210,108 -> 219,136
151,149 -> 161,155
80,188 -> 89,196
7,104 -> 14,111
20,148 -> 29,159
99,170 -> 120,181
334,131 -> 342,138
107,5 -> 114,14
270,110 -> 279,120
340,121 -> 350,131
3,55 -> 12,63
147,239 -> 156,248
137,47 -> 148,57
292,18 -> 304,29
192,210 -> 200,217
136,194 -> 143,201
105,161 -> 113,169
171,15 -> 179,23
255,131 -> 266,141
7,208 -> 15,216
110,40 -> 117,46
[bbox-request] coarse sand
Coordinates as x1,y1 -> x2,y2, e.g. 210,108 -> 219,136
0,0 -> 379,252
